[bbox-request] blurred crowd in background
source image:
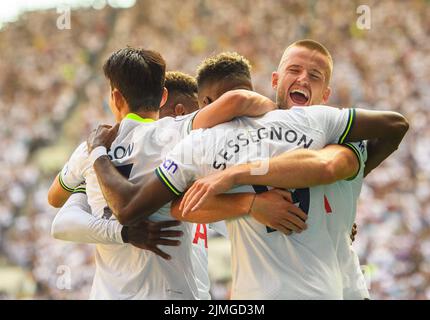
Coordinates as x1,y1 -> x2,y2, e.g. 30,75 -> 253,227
0,0 -> 429,299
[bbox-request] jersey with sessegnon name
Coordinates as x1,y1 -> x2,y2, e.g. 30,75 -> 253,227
156,106 -> 356,300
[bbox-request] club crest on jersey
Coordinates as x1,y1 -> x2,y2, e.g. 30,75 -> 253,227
162,159 -> 178,174
110,143 -> 134,160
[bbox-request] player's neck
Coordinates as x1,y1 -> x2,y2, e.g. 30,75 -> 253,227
121,110 -> 159,122
133,110 -> 159,121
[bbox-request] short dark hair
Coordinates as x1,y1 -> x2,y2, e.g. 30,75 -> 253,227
103,47 -> 166,112
196,52 -> 252,88
165,71 -> 197,98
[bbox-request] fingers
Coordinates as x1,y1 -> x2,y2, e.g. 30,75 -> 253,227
180,184 -> 196,211
189,192 -> 210,214
111,122 -> 120,133
273,189 -> 293,202
154,238 -> 181,246
152,220 -> 182,229
272,224 -> 293,236
182,185 -> 207,216
150,247 -> 172,260
157,230 -> 183,238
284,211 -> 307,231
280,219 -> 304,233
286,204 -> 308,222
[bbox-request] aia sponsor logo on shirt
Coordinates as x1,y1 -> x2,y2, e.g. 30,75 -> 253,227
162,159 -> 178,174
193,224 -> 208,248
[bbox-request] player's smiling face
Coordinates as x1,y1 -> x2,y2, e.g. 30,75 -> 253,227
272,46 -> 331,109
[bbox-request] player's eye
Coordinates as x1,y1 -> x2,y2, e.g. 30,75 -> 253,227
310,73 -> 321,80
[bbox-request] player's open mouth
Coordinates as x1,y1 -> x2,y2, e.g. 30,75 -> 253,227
289,89 -> 310,105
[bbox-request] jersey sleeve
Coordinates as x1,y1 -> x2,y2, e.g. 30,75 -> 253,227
59,141 -> 89,192
342,140 -> 367,181
155,131 -> 203,196
298,105 -> 356,145
51,190 -> 124,245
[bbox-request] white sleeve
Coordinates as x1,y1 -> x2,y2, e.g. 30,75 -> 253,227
51,191 -> 124,244
296,105 -> 356,145
59,141 -> 90,192
342,141 -> 367,181
155,131 -> 204,195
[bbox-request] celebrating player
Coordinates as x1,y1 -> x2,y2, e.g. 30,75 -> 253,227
87,64 -> 408,299
48,48 -> 294,299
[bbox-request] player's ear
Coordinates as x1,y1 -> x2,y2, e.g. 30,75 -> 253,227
322,86 -> 331,104
160,87 -> 168,109
174,103 -> 185,116
271,71 -> 279,90
112,88 -> 125,109
202,96 -> 213,107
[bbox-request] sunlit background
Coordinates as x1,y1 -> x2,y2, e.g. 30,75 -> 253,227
0,0 -> 429,299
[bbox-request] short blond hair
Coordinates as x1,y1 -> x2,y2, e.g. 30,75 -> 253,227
279,39 -> 333,84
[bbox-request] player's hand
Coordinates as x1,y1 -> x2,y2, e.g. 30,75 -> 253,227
87,123 -> 120,153
350,223 -> 358,242
250,189 -> 308,235
126,219 -> 183,260
180,170 -> 235,216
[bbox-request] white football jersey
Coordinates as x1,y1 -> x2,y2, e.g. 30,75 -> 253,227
323,141 -> 370,299
156,106 -> 356,299
191,223 -> 210,300
58,141 -> 90,192
59,111 -> 214,300
83,113 -> 199,300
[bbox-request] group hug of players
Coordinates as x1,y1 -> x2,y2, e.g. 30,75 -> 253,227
47,39 -> 409,299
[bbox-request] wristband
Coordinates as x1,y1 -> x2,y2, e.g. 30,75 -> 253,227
89,146 -> 108,166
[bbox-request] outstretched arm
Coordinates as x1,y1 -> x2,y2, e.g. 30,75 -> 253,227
51,190 -> 184,259
364,138 -> 399,177
48,174 -> 73,208
179,145 -> 359,214
345,108 -> 409,177
47,142 -> 88,208
171,189 -> 308,235
51,192 -> 125,244
192,90 -> 277,130
93,157 -> 176,226
180,108 -> 409,213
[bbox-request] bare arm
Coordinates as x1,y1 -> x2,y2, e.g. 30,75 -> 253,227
47,174 -> 72,208
364,138 -> 397,177
93,156 -> 176,226
172,189 -> 308,235
229,145 -> 359,188
192,90 -> 276,129
179,145 -> 359,214
171,193 -> 252,223
345,109 -> 409,177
